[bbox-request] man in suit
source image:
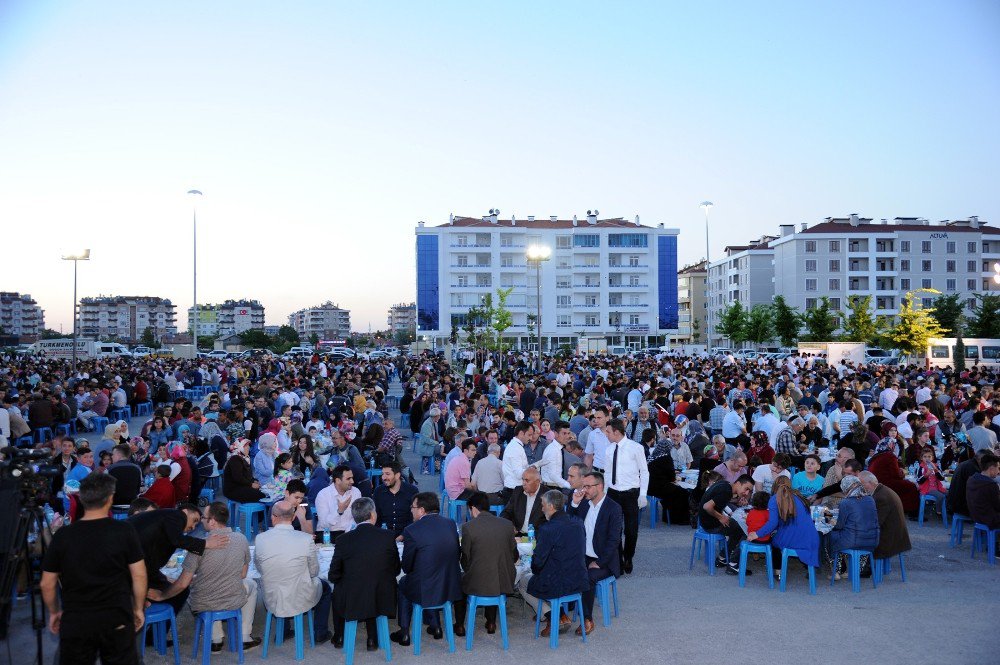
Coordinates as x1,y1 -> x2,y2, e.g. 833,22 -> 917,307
453,492 -> 518,634
390,492 -> 463,646
569,470 -> 623,636
517,490 -> 590,637
604,418 -> 649,574
328,497 -> 400,650
500,465 -> 546,536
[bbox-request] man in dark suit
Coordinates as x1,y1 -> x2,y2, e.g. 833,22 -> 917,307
328,497 -> 400,650
517,490 -> 590,637
390,492 -> 463,646
568,470 -> 623,636
453,492 -> 518,634
499,466 -> 546,536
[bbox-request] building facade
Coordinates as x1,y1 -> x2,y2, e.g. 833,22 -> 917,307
0,292 -> 44,338
288,302 -> 351,340
415,211 -> 679,350
78,296 -> 177,341
387,302 -> 416,339
187,299 -> 265,337
675,261 -> 707,345
706,237 -> 776,348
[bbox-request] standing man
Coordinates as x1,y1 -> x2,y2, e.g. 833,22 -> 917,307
583,407 -> 610,471
501,421 -> 532,499
538,422 -> 572,490
315,464 -> 361,540
373,461 -> 419,538
603,419 -> 648,574
41,473 -> 147,664
569,471 -> 622,635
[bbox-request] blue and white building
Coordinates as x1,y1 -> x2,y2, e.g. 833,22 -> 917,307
415,210 -> 680,350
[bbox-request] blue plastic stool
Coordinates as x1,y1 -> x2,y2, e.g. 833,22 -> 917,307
111,505 -> 130,521
227,500 -> 241,529
643,496 -> 668,527
111,407 -> 131,422
262,609 -> 314,661
779,548 -> 816,595
489,505 -> 504,516
367,468 -> 382,487
400,414 -> 410,429
874,553 -> 907,583
192,609 -> 244,664
56,422 -> 76,437
918,494 -> 948,526
33,427 -> 53,444
448,499 -> 469,523
738,541 -> 774,589
239,503 -> 267,540
136,401 -> 154,417
830,549 -> 876,593
200,488 -> 215,504
689,528 -> 729,575
971,523 -> 998,565
594,576 -> 620,626
15,435 -> 33,448
411,601 -> 455,654
91,416 -> 110,434
533,593 -> 586,649
464,595 -> 508,650
412,433 -> 420,453
950,513 -> 974,547
345,615 -> 392,664
141,602 -> 180,665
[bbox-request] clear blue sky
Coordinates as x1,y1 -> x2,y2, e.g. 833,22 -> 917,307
1,1 -> 997,333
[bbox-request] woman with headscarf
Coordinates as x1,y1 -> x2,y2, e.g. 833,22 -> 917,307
827,475 -> 879,579
253,432 -> 278,487
747,430 -> 775,465
747,476 -> 821,577
866,421 -> 920,516
198,419 -> 229,472
646,429 -> 690,524
223,438 -> 267,504
169,445 -> 194,502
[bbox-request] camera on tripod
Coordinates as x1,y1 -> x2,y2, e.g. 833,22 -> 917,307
0,447 -> 57,480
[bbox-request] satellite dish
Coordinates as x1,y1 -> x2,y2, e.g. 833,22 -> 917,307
495,208 -> 500,215
587,210 -> 592,215
595,209 -> 599,215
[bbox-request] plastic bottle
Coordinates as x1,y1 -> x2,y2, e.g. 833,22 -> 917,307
527,524 -> 535,545
323,529 -> 331,545
43,505 -> 55,526
304,468 -> 311,484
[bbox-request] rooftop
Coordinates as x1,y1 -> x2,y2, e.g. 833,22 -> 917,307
798,215 -> 996,235
430,212 -> 660,230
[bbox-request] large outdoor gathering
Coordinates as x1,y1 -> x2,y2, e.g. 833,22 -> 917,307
1,3 -> 998,665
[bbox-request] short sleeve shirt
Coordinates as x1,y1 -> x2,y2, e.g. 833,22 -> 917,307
182,527 -> 251,612
698,481 -> 734,530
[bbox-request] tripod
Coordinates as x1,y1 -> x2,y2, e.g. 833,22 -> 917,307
0,500 -> 49,665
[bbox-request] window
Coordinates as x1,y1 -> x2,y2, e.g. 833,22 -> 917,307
967,298 -> 976,308
947,241 -> 956,253
629,255 -> 640,267
805,260 -> 817,272
608,233 -> 648,248
930,345 -> 949,359
829,278 -> 841,290
984,346 -> 1000,360
557,315 -> 571,327
946,260 -> 956,273
805,278 -> 817,291
922,298 -> 933,308
829,260 -> 841,272
946,279 -> 957,292
829,240 -> 840,252
805,241 -> 817,253
556,277 -> 570,288
500,236 -> 513,247
900,259 -> 910,271
968,260 -> 977,273
476,275 -> 491,287
968,279 -> 977,291
573,234 -> 599,248
556,236 -> 572,249
500,256 -> 513,267
922,260 -> 932,272
557,295 -> 571,306
829,298 -> 841,310
585,315 -> 598,326
457,255 -> 468,267
805,298 -> 817,310
456,235 -> 468,246
968,241 -> 977,253
585,295 -> 598,306
629,275 -> 640,286
959,345 -> 980,359
629,314 -> 640,325
457,275 -> 468,287
900,241 -> 911,253
921,241 -> 932,253
921,278 -> 932,289
901,278 -> 910,290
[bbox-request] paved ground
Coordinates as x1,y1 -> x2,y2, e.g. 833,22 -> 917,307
5,384 -> 997,665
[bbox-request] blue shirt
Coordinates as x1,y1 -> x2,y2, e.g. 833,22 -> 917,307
791,471 -> 824,498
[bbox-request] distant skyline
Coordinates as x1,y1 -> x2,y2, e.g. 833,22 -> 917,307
2,1 -> 998,333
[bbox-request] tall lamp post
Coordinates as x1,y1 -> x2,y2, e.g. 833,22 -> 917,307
61,250 -> 91,376
188,190 -> 203,352
526,244 -> 551,373
700,201 -> 713,347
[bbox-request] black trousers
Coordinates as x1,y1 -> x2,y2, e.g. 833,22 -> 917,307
453,598 -> 497,627
60,608 -> 136,665
606,487 -> 639,564
581,559 -> 611,621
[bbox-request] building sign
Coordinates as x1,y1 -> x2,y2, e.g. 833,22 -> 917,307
623,324 -> 650,333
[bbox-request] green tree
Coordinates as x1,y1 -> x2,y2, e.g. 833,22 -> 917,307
490,287 -> 514,353
930,293 -> 964,336
716,302 -> 749,345
968,293 -> 1000,338
770,296 -> 802,347
802,297 -> 838,341
954,330 -> 967,372
39,328 -> 65,340
449,322 -> 458,345
239,329 -> 271,348
276,325 -> 300,344
886,289 -> 946,356
140,326 -> 162,349
691,317 -> 701,344
843,295 -> 878,343
744,305 -> 774,345
308,332 -> 320,347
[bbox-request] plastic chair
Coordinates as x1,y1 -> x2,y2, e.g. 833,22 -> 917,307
737,541 -> 774,589
689,528 -> 729,575
411,433 -> 421,453
533,593 -> 586,649
91,416 -> 110,434
643,496 -> 668,528
367,468 -> 382,487
345,615 -> 392,664
262,609 -> 314,661
950,513 -> 974,547
830,549 -> 876,593
56,422 -> 76,437
489,505 -> 504,516
873,553 -> 907,583
779,548 -> 816,595
33,427 -> 53,444
140,602 -> 180,665
971,523 -> 999,566
238,503 -> 267,540
918,494 -> 948,527
192,609 -> 244,664
464,595 -> 508,650
227,500 -> 241,529
111,406 -> 131,422
199,488 -> 215,504
448,499 -> 469,523
594,576 -> 620,626
136,401 -> 154,417
411,601 -> 455,655
400,414 -> 410,430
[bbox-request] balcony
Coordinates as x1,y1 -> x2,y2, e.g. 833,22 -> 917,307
608,283 -> 649,289
573,265 -> 602,271
609,263 -> 648,269
499,264 -> 527,271
572,284 -> 602,289
575,303 -> 601,308
450,264 -> 492,270
449,243 -> 491,248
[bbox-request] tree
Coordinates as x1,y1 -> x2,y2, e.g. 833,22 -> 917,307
744,305 -> 774,345
691,317 -> 701,344
968,293 -> 1000,338
276,325 -> 299,344
490,287 -> 514,355
39,328 -> 65,340
239,329 -> 271,348
802,297 -> 838,341
716,302 -> 749,345
954,330 -> 967,372
886,289 -> 946,357
140,326 -> 162,349
449,323 -> 458,345
308,332 -> 320,347
843,295 -> 878,343
930,293 -> 964,336
770,296 -> 802,347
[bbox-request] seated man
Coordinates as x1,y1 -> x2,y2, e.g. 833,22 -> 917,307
470,442 -> 505,505
148,502 -> 261,651
444,438 -> 478,502
372,462 -> 419,539
858,471 -> 912,563
947,452 -> 983,518
453,492 -> 517,634
698,474 -> 754,576
315,464 -> 360,541
966,453 -> 1000,529
568,471 -> 622,636
499,466 -> 546,536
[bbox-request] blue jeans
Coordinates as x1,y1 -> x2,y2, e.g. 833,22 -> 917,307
313,580 -> 332,640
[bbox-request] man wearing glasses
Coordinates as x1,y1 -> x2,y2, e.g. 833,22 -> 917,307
569,470 -> 622,636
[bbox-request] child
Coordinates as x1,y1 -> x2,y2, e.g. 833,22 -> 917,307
273,452 -> 295,493
746,491 -> 772,543
143,464 -> 177,509
791,454 -> 824,498
916,446 -> 948,512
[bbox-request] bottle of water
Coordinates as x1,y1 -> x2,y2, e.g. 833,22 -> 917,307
43,505 -> 55,526
304,468 -> 311,484
527,524 -> 535,545
323,529 -> 331,545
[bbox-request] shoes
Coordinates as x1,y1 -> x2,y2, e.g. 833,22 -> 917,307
725,562 -> 749,576
242,637 -> 262,651
314,631 -> 332,643
332,635 -> 344,649
714,555 -> 728,568
366,637 -> 378,651
453,624 -> 465,638
574,618 -> 595,636
389,630 -> 411,647
210,642 -> 223,653
485,621 -> 496,635
558,612 -> 571,633
540,619 -> 552,638
623,559 -> 634,574
425,625 -> 443,640
834,572 -> 842,581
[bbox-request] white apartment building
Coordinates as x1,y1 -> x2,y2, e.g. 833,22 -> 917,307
288,302 -> 351,340
187,299 -> 265,336
0,292 -> 44,338
79,296 -> 177,341
387,302 -> 416,337
676,261 -> 707,345
772,215 -> 998,327
415,210 -> 680,350
706,236 -> 776,348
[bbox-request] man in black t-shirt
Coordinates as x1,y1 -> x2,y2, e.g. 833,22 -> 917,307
41,472 -> 147,665
107,444 -> 142,506
698,475 -> 753,576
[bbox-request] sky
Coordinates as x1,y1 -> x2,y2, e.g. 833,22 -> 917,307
1,1 -> 998,334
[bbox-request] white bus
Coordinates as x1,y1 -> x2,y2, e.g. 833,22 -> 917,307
926,337 -> 1000,369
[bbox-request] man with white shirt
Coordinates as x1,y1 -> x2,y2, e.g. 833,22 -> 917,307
568,471 -> 622,636
603,419 -> 648,575
752,408 -> 780,444
583,407 -> 610,471
315,465 -> 361,539
626,381 -> 643,413
538,425 -> 572,489
501,420 -> 533,499
879,382 -> 899,412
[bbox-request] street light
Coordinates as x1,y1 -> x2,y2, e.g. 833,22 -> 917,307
188,189 -> 203,352
526,244 -> 552,373
700,201 -> 713,347
61,250 -> 90,376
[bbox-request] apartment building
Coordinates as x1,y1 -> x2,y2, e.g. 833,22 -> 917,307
288,302 -> 352,340
675,261 -> 708,345
78,296 -> 177,341
187,299 -> 266,336
706,236 -> 777,348
387,302 -> 416,337
0,292 -> 44,338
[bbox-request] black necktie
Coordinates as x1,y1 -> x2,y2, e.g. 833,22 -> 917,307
612,445 -> 619,486
561,448 -> 567,480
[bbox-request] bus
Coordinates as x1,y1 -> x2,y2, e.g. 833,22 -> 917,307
926,337 -> 1000,369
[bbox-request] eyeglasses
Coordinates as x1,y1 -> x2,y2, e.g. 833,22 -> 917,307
581,483 -> 600,489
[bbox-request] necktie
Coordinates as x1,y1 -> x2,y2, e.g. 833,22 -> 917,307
612,444 -> 619,486
561,448 -> 567,480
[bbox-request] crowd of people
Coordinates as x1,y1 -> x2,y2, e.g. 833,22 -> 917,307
5,344 -> 1000,662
